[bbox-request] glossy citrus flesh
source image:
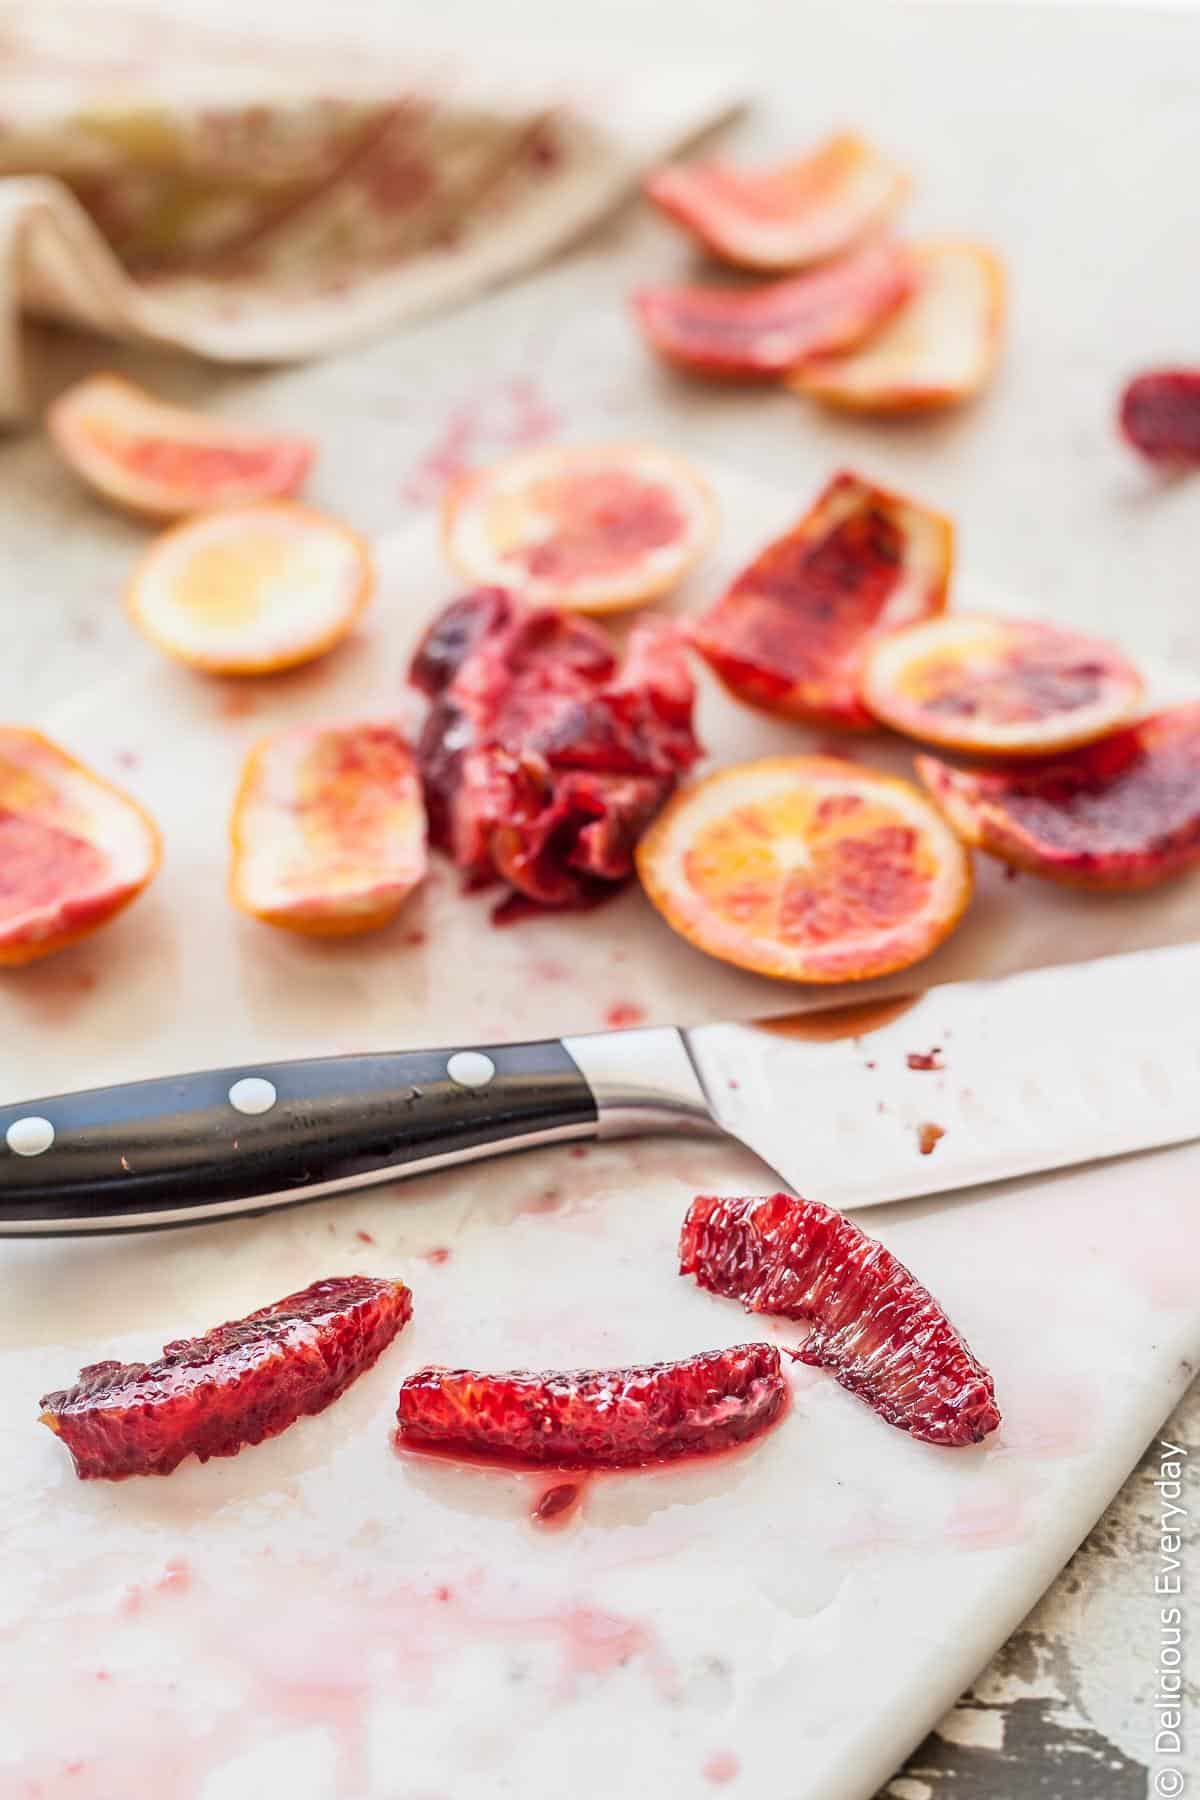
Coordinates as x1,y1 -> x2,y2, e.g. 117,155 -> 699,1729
230,722 -> 427,935
643,131 -> 909,270
636,755 -> 972,983
916,703 -> 1200,889
0,728 -> 161,965
126,501 -> 373,674
441,443 -> 716,613
692,470 -> 953,728
48,373 -> 314,520
862,613 -> 1144,755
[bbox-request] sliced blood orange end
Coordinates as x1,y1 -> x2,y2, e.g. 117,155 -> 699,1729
692,469 -> 953,728
679,1193 -> 1000,1446
395,1343 -> 785,1469
40,1275 -> 413,1480
1119,370 -> 1200,467
643,131 -> 909,271
230,722 -> 427,935
916,702 -> 1200,890
441,443 -> 716,613
636,755 -> 971,985
0,728 -> 161,966
126,501 -> 374,676
632,240 -> 915,381
48,373 -> 314,521
862,613 -> 1144,756
791,240 -> 1005,412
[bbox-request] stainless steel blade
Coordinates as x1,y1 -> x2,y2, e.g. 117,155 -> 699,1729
684,941 -> 1200,1209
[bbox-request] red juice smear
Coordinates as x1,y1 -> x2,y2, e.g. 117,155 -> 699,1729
604,1001 -> 647,1029
531,1481 -> 584,1528
704,1750 -> 740,1784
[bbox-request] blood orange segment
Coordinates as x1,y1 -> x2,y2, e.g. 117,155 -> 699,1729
230,722 -> 427,935
632,241 -> 916,381
862,614 -> 1144,756
48,373 -> 314,520
644,131 -> 909,271
916,703 -> 1200,890
1119,370 -> 1200,466
636,756 -> 971,984
40,1275 -> 413,1480
126,501 -> 373,675
692,471 -> 953,729
680,1194 -> 1000,1447
395,1343 -> 785,1469
440,443 -> 716,613
791,240 -> 1005,412
0,728 -> 161,966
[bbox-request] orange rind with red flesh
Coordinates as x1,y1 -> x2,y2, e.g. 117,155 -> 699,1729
636,755 -> 972,984
0,728 -> 161,966
791,240 -> 1005,412
916,704 -> 1200,891
441,443 -> 716,614
644,131 -> 909,271
48,373 -> 314,521
691,471 -> 953,730
126,501 -> 374,676
632,240 -> 916,381
230,722 -> 427,936
862,614 -> 1144,757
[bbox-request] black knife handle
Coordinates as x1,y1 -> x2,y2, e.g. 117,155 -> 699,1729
0,1040 -> 597,1235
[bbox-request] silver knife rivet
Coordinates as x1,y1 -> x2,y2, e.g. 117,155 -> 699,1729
228,1077 -> 278,1116
446,1051 -> 496,1090
6,1115 -> 55,1157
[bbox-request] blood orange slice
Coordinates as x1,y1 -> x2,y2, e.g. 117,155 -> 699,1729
1119,369 -> 1200,467
691,471 -> 953,728
680,1194 -> 1000,1446
395,1343 -> 785,1469
0,728 -> 161,966
791,240 -> 1005,412
126,501 -> 373,675
632,241 -> 915,381
643,131 -> 909,271
40,1275 -> 413,1480
440,443 -> 716,613
862,614 -> 1144,756
636,755 -> 971,983
916,703 -> 1200,890
230,722 -> 427,935
48,373 -> 314,521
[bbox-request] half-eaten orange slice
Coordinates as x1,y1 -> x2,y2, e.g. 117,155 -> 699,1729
862,614 -> 1144,756
441,443 -> 716,613
0,728 -> 161,965
126,501 -> 374,676
643,132 -> 909,271
48,373 -> 315,521
636,755 -> 971,983
791,240 -> 1005,412
692,470 -> 953,729
230,722 -> 427,935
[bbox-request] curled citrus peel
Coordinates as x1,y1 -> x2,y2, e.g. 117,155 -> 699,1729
0,728 -> 161,966
644,131 -> 909,271
230,722 -> 427,936
791,240 -> 1005,412
916,703 -> 1200,891
126,500 -> 373,675
862,614 -> 1144,756
636,755 -> 971,983
692,470 -> 953,729
48,373 -> 314,521
440,443 -> 716,614
632,240 -> 915,381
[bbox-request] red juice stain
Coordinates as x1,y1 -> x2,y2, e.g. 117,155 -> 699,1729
402,400 -> 482,506
531,956 -> 569,982
519,1186 -> 563,1216
216,687 -> 256,720
113,748 -> 141,771
604,1001 -> 646,1029
355,1230 -> 376,1246
917,1121 -> 945,1155
704,1750 -> 740,1785
423,1246 -> 451,1265
156,1559 -> 191,1594
532,1480 -> 584,1528
435,1584 -> 452,1603
402,928 -> 427,946
570,1145 -> 589,1159
906,1048 -> 944,1071
504,375 -> 561,444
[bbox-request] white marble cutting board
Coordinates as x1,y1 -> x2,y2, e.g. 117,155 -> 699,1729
1,466 -> 1199,1800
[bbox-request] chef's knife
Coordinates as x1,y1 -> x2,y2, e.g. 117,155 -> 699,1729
2,942 -> 1198,1235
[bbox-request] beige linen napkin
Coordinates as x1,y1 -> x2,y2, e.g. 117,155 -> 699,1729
0,8 -> 741,421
